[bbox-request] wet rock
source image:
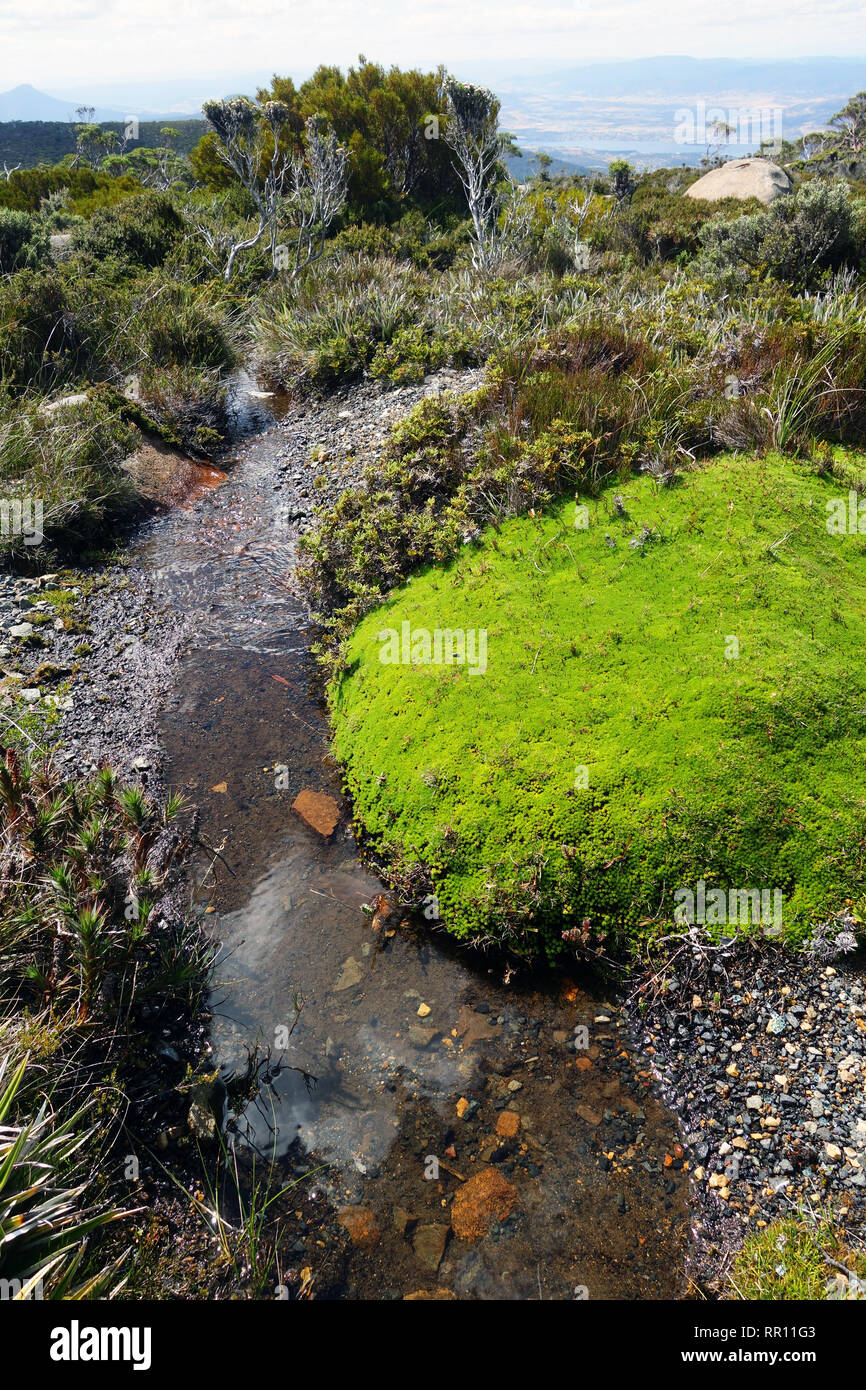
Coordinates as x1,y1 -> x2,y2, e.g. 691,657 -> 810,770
334,956 -> 363,991
337,1205 -> 380,1249
186,1079 -> 225,1143
455,1004 -> 498,1047
451,1168 -> 517,1240
292,788 -> 340,837
407,1025 -> 438,1048
576,1104 -> 602,1126
496,1110 -> 521,1138
412,1223 -> 450,1270
393,1207 -> 413,1237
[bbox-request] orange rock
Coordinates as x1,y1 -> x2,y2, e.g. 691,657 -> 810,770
292,789 -> 340,837
451,1168 -> 517,1241
455,1004 -> 498,1048
576,1104 -> 601,1126
456,1097 -> 470,1118
404,1289 -> 457,1300
337,1205 -> 380,1248
496,1110 -> 520,1138
575,1056 -> 593,1071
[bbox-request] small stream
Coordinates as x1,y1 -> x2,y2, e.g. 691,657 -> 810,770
130,392 -> 690,1300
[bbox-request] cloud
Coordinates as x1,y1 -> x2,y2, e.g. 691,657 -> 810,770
0,0 -> 863,85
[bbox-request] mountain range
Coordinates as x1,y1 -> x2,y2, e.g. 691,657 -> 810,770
1,56 -> 864,166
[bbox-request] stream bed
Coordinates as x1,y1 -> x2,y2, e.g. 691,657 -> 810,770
130,398 -> 690,1300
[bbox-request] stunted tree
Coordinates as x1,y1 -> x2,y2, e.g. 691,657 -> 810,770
442,79 -> 506,268
285,114 -> 349,275
828,91 -> 866,157
202,98 -> 347,279
106,130 -> 192,193
533,151 -> 553,182
202,96 -> 295,279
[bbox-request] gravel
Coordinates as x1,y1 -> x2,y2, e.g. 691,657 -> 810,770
626,936 -> 866,1287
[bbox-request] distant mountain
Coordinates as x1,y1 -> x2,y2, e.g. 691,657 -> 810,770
0,85 -> 125,122
505,150 -> 594,179
44,74 -> 277,118
0,84 -> 198,124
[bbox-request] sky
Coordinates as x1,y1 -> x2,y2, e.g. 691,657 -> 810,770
1,0 -> 865,88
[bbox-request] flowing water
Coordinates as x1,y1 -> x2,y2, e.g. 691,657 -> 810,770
130,396 -> 690,1300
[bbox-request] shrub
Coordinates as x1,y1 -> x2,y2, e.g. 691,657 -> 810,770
0,395 -> 138,551
0,268 -> 80,393
0,207 -> 49,275
698,179 -> 866,290
73,191 -> 184,271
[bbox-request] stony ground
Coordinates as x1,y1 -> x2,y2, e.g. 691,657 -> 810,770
267,365 -> 486,533
628,930 -> 866,1291
0,561 -> 182,781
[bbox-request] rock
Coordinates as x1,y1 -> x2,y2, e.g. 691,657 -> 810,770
334,956 -> 363,991
507,1080 -> 522,1093
412,1223 -> 450,1270
455,1003 -> 498,1047
451,1168 -> 517,1240
292,788 -> 341,837
42,392 -> 89,414
9,623 -> 33,639
825,1143 -> 843,1162
746,1095 -> 763,1111
456,1097 -> 470,1118
576,1104 -> 601,1126
403,1289 -> 457,1300
496,1110 -> 521,1138
393,1207 -> 413,1236
186,1079 -> 225,1143
49,232 -> 73,261
20,688 -> 41,704
407,1025 -> 438,1048
337,1205 -> 380,1248
685,158 -> 793,205
417,1003 -> 431,1018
